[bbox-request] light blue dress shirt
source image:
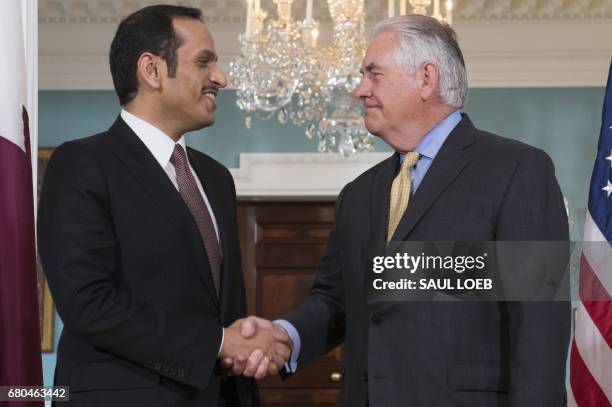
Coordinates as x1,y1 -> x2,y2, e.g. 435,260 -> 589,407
276,110 -> 462,373
405,109 -> 462,192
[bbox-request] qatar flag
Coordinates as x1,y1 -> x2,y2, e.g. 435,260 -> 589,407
0,1 -> 43,405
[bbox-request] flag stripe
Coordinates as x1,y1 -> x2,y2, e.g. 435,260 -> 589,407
574,301 -> 612,403
582,299 -> 612,356
580,253 -> 612,346
570,340 -> 611,407
579,253 -> 611,302
0,1 -> 27,152
568,382 -> 578,407
583,213 -> 612,294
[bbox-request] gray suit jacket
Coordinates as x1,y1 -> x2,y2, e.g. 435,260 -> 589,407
285,115 -> 570,407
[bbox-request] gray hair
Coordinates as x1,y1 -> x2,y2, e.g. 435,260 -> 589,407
371,14 -> 468,109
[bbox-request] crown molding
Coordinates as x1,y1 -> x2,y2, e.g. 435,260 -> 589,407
454,0 -> 611,21
39,0 -> 612,24
39,1 -> 612,90
230,153 -> 390,197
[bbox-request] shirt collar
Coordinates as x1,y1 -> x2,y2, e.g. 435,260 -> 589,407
121,109 -> 186,168
413,109 -> 462,160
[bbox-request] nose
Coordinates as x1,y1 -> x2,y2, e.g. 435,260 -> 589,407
354,76 -> 370,99
210,64 -> 227,89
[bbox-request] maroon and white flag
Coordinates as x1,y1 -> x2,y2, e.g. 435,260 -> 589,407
0,1 -> 43,404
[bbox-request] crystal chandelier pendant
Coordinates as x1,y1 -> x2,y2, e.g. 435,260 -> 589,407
314,0 -> 373,155
409,0 -> 431,15
238,1 -> 301,113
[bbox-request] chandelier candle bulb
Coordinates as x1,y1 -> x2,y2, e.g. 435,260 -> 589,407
246,0 -> 253,39
388,0 -> 395,18
306,0 -> 313,21
311,28 -> 319,47
446,0 -> 452,24
254,0 -> 260,16
434,0 -> 440,17
400,0 -> 406,15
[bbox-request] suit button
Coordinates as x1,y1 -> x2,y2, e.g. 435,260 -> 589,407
371,314 -> 382,324
154,362 -> 162,371
163,366 -> 169,374
178,369 -> 185,377
170,368 -> 177,376
361,372 -> 368,383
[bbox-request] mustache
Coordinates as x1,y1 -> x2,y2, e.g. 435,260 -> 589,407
201,87 -> 219,94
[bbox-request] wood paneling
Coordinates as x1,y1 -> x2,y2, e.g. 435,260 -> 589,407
238,202 -> 341,406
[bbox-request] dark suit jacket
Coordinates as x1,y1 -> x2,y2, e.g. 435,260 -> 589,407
38,117 -> 258,407
285,115 -> 571,407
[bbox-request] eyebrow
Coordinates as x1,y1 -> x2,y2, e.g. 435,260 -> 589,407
196,49 -> 218,63
359,62 -> 379,75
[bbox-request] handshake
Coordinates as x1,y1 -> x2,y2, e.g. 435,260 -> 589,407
219,316 -> 293,380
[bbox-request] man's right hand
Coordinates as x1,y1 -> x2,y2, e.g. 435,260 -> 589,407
219,317 -> 292,379
220,316 -> 292,379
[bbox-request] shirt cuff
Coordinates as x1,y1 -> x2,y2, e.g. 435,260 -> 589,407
274,319 -> 301,373
217,327 -> 225,357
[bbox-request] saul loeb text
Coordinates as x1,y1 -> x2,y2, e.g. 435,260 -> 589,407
371,252 -> 493,292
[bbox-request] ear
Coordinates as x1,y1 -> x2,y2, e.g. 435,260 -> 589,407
418,62 -> 441,102
135,52 -> 165,91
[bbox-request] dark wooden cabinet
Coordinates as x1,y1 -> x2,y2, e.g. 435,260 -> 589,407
237,201 -> 342,406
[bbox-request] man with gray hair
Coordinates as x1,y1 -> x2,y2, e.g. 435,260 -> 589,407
231,14 -> 570,406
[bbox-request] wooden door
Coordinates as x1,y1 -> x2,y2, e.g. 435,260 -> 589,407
237,201 -> 342,407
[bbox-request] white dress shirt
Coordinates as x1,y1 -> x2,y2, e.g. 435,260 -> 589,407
121,109 -> 220,241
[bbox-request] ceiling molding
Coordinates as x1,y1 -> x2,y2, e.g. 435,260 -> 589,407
230,152 -> 390,197
39,0 -> 612,24
39,1 -> 612,90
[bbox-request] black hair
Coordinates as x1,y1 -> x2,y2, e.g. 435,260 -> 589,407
109,5 -> 202,105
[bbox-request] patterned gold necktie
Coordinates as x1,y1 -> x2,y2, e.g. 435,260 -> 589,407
387,152 -> 420,242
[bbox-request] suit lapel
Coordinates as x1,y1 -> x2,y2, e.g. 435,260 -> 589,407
108,117 -> 220,309
370,153 -> 400,245
391,115 -> 477,241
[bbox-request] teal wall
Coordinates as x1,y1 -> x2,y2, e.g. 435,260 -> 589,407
39,90 -> 392,168
39,87 -> 606,385
42,313 -> 62,385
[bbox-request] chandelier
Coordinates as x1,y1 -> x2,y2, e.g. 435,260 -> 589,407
230,0 -> 453,156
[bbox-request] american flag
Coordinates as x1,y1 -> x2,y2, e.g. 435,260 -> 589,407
568,61 -> 612,406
